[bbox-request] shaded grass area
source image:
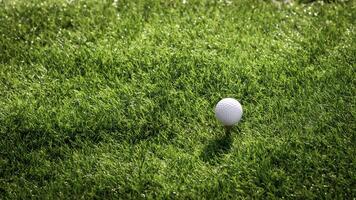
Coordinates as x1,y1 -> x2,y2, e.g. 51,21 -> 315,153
0,0 -> 355,199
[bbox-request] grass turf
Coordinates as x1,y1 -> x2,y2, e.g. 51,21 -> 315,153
0,0 -> 355,199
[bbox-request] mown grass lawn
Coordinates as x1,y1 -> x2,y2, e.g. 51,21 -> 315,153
0,0 -> 355,199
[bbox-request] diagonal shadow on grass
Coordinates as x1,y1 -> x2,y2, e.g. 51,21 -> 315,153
200,130 -> 234,164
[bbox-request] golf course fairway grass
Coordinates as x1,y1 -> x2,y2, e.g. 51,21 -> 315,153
0,0 -> 355,199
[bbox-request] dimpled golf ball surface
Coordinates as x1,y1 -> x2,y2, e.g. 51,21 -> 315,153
215,98 -> 243,126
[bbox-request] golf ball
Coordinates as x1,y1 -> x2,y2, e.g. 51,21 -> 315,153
215,98 -> 243,126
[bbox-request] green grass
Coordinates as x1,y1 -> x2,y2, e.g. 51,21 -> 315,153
1,0 -> 355,199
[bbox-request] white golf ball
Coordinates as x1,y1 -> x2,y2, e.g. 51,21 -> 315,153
215,98 -> 243,126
